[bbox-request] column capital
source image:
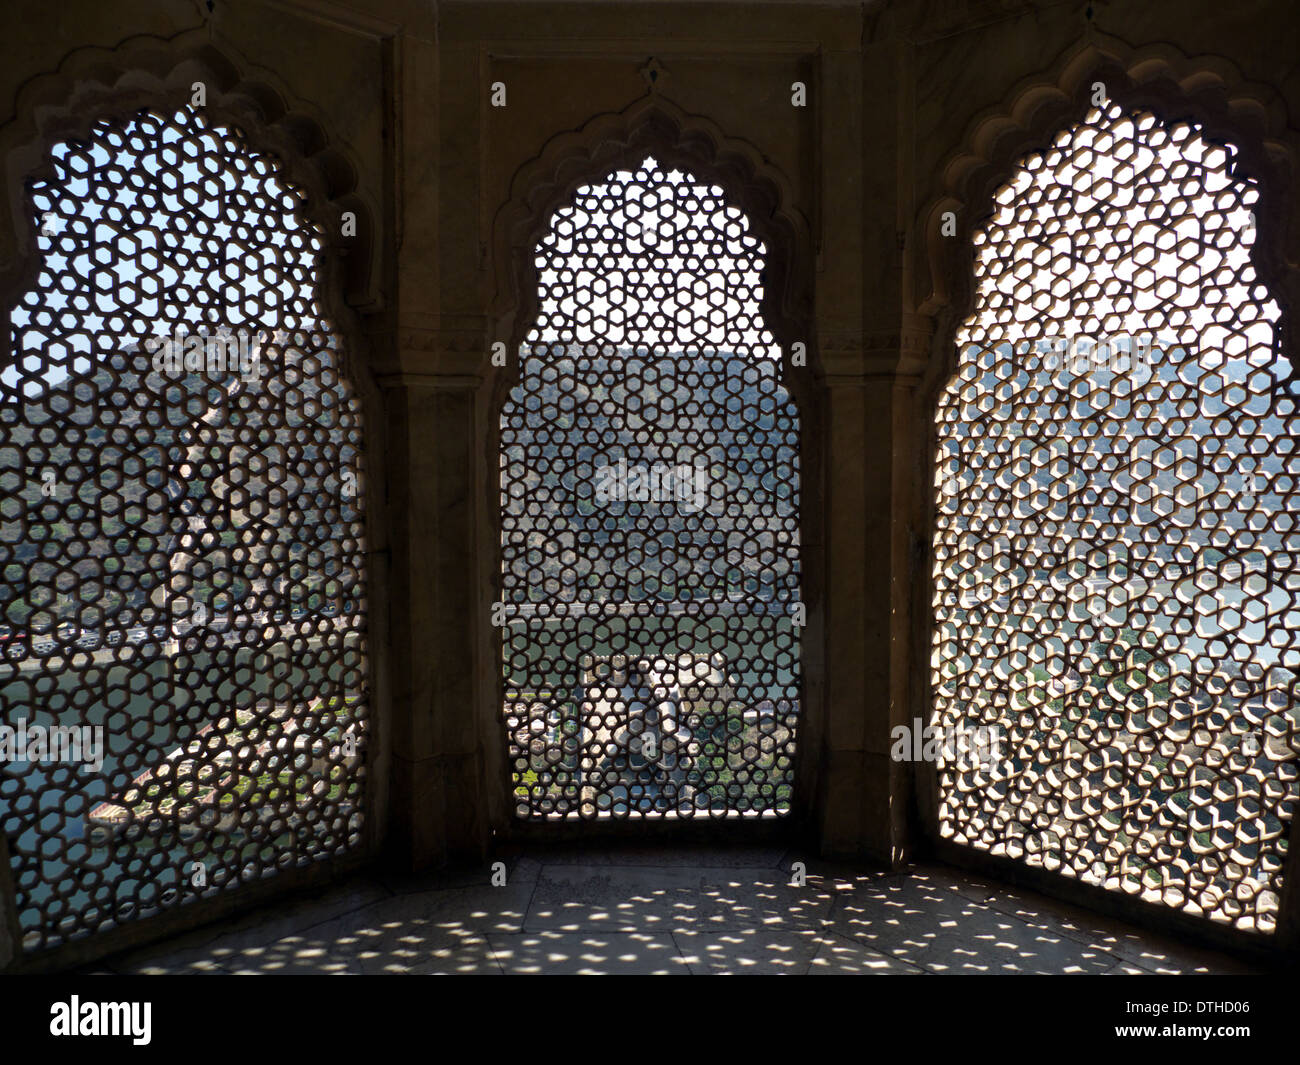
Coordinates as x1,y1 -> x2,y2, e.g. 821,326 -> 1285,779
370,316 -> 492,382
818,323 -> 932,382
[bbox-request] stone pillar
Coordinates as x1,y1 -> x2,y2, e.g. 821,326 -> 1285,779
805,35 -> 923,866
813,324 -> 928,866
815,337 -> 899,864
0,833 -> 19,970
381,336 -> 494,870
377,21 -> 504,871
1279,802 -> 1300,950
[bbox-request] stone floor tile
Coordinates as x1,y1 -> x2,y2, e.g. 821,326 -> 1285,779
948,870 -> 1260,975
807,932 -> 927,974
229,924 -> 497,975
673,927 -> 825,974
829,873 -> 1120,974
488,930 -> 686,974
532,845 -> 790,869
699,868 -> 838,929
111,879 -> 393,974
524,863 -> 834,934
93,853 -> 1266,976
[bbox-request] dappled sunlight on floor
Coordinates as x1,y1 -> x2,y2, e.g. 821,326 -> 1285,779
93,849 -> 1264,975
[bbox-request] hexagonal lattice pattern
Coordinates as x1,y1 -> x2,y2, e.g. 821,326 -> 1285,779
500,156 -> 801,818
933,104 -> 1297,932
0,106 -> 368,952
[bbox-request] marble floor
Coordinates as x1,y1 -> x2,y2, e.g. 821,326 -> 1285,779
91,848 -> 1266,975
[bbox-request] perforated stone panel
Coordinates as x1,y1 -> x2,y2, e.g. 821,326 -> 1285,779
500,155 -> 801,819
933,104 -> 1297,932
0,106 -> 368,953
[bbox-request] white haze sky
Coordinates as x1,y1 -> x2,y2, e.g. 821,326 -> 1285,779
5,119 -> 1283,397
526,155 -> 779,357
4,113 -> 315,397
960,106 -> 1279,373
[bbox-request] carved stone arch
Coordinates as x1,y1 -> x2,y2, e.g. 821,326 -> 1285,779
489,92 -> 816,404
909,31 -> 1300,949
913,31 -> 1298,395
483,93 -> 824,834
0,29 -> 379,342
0,29 -> 394,967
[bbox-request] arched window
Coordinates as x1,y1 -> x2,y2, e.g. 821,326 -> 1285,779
499,155 -> 801,820
933,103 -> 1295,932
0,105 -> 369,952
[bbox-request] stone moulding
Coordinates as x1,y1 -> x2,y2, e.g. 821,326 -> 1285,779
913,31 -> 1297,360
488,91 -> 815,369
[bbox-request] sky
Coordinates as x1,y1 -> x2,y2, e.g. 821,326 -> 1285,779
525,155 -> 779,358
4,109 -> 318,399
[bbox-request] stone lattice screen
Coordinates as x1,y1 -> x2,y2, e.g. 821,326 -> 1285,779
0,106 -> 368,953
500,155 -> 801,819
933,103 -> 1297,932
